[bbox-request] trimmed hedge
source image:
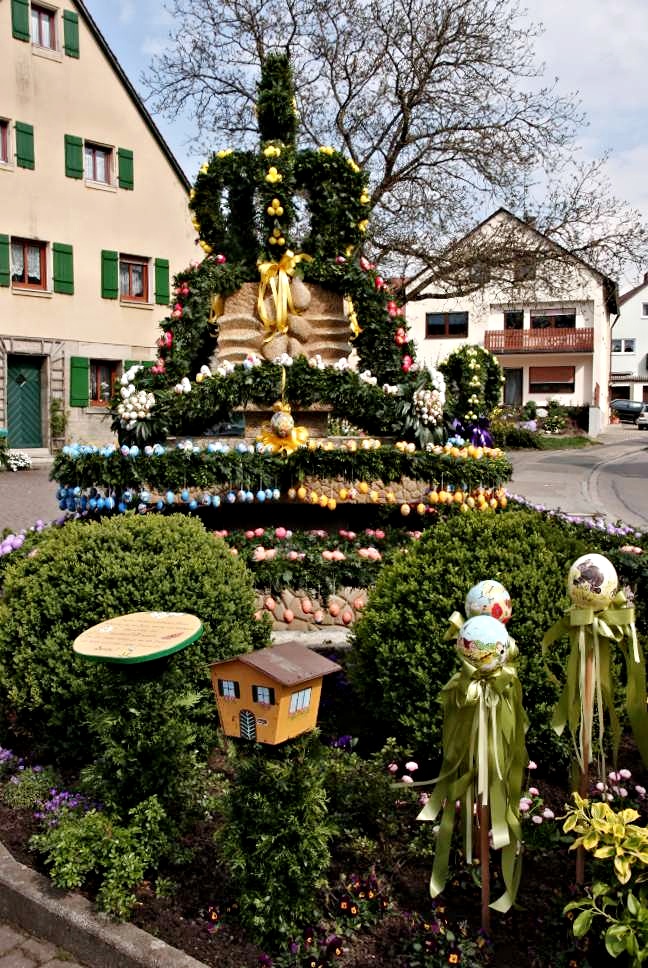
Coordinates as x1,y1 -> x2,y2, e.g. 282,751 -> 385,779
0,514 -> 268,807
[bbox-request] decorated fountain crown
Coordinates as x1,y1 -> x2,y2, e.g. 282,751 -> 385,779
456,614 -> 511,674
465,579 -> 512,624
567,553 -> 618,611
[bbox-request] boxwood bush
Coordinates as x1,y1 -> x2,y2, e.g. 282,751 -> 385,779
0,514 -> 268,809
347,511 -> 594,771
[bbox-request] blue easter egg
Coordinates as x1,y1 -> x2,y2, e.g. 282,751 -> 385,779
58,500 -> 66,510
129,446 -> 139,457
181,489 -> 190,502
213,495 -> 221,508
272,488 -> 281,501
96,497 -> 105,510
166,491 -> 175,505
73,486 -> 81,497
202,494 -> 212,506
156,499 -> 164,510
105,497 -> 115,510
256,490 -> 266,503
118,502 -> 127,513
189,499 -> 198,510
89,498 -> 97,511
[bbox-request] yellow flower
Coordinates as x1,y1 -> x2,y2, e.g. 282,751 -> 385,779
216,149 -> 232,159
199,163 -> 208,174
358,219 -> 368,232
347,158 -> 361,173
360,192 -> 370,204
263,145 -> 281,158
318,146 -> 335,155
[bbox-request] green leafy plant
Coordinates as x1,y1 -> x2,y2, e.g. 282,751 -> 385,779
348,511 -> 591,763
1,766 -> 58,808
564,795 -> 648,965
30,795 -> 176,919
0,514 -> 268,814
218,733 -> 335,948
438,345 -> 504,424
49,397 -> 67,441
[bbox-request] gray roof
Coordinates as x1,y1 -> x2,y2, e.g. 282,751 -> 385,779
211,643 -> 341,686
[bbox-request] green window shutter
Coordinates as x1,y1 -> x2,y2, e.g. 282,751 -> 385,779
11,0 -> 29,41
69,357 -> 89,407
154,258 -> 170,305
15,122 -> 34,169
0,235 -> 9,287
53,243 -> 74,294
63,11 -> 80,58
101,249 -> 118,299
125,360 -> 153,370
117,148 -> 134,189
64,135 -> 83,178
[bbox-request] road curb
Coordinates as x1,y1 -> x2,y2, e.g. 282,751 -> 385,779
0,841 -> 209,968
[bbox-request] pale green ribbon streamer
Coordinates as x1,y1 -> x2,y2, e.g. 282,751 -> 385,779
417,659 -> 528,912
542,592 -> 648,772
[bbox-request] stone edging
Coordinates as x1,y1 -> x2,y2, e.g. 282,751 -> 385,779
0,841 -> 209,968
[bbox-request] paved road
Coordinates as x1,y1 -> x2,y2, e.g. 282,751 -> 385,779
1,425 -> 647,535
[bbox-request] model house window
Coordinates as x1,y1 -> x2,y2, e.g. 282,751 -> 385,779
425,312 -> 469,338
289,687 -> 312,714
31,4 -> 56,49
529,365 -> 575,394
504,310 -> 523,330
0,121 -> 9,164
612,338 -> 636,353
89,360 -> 118,405
11,237 -> 46,289
642,303 -> 648,317
530,310 -> 576,329
252,685 -> 275,705
84,143 -> 112,184
217,679 -> 240,699
119,255 -> 148,301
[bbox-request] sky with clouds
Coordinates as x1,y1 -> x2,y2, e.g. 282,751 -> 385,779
83,0 -> 648,282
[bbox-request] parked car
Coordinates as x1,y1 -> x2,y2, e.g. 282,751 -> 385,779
611,399 -> 647,422
636,408 -> 648,430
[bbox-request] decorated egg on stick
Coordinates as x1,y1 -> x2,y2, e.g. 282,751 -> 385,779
456,615 -> 511,674
465,579 -> 512,624
567,553 -> 618,611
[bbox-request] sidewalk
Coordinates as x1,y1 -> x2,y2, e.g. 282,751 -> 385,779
0,920 -> 88,967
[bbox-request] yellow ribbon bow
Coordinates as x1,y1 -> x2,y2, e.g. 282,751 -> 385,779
257,250 -> 312,341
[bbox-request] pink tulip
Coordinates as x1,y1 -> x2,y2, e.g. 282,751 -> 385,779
275,527 -> 287,539
245,530 -> 255,540
255,527 -> 265,537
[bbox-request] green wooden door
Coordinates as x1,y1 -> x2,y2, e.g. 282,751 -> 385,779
7,356 -> 43,447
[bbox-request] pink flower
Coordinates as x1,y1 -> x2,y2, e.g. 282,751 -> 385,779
400,775 -> 414,784
529,787 -> 539,797
619,768 -> 632,780
275,527 -> 287,539
245,530 -> 255,540
532,815 -> 543,825
331,549 -> 346,561
215,253 -> 227,264
335,255 -> 346,264
405,761 -> 419,772
527,761 -> 537,770
287,550 -> 300,561
254,527 -> 265,537
542,808 -> 554,820
374,529 -> 385,540
264,548 -> 277,560
635,785 -> 646,797
595,781 -> 606,792
519,798 -> 532,813
387,763 -> 399,774
252,546 -> 266,561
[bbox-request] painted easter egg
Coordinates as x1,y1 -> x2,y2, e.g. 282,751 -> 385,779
465,579 -> 512,624
456,615 -> 510,674
567,553 -> 618,611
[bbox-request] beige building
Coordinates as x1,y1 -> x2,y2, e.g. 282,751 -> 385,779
0,0 -> 197,450
408,209 -> 618,432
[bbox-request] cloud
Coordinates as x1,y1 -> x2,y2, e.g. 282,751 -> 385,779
140,34 -> 171,58
117,0 -> 135,25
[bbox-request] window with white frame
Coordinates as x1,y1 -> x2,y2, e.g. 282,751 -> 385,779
612,338 -> 636,353
289,687 -> 312,714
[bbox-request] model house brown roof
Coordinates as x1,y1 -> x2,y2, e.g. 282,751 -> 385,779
211,643 -> 341,686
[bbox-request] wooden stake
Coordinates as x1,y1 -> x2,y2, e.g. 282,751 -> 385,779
576,647 -> 594,886
479,798 -> 491,934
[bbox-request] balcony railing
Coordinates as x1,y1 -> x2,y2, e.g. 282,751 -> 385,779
484,327 -> 594,354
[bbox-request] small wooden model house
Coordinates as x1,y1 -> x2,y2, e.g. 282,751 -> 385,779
210,642 -> 341,744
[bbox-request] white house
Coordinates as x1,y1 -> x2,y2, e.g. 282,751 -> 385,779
609,274 -> 648,404
0,0 -> 198,451
407,209 -> 618,430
